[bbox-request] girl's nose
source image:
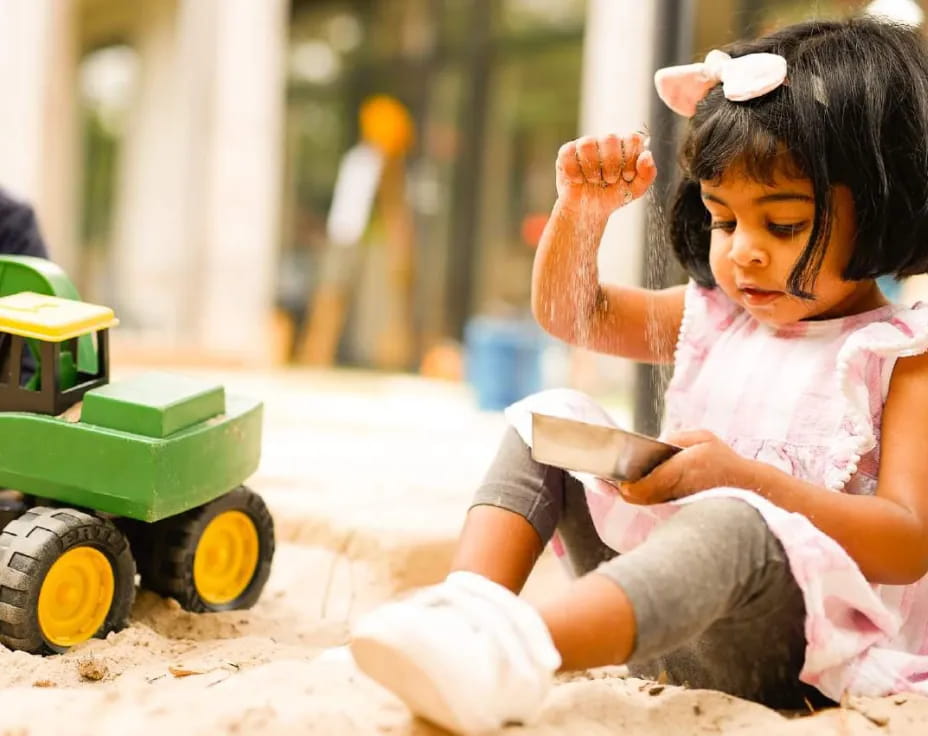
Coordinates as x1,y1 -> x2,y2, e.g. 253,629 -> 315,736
728,231 -> 769,268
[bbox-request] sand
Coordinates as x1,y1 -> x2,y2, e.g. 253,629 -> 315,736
1,367 -> 925,735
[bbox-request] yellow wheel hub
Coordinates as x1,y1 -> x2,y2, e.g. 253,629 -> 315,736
193,511 -> 259,605
38,546 -> 114,647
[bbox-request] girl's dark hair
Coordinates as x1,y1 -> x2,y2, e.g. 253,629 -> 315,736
670,18 -> 928,296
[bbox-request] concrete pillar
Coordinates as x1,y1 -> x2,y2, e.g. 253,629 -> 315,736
111,0 -> 191,334
573,0 -> 657,395
112,0 -> 287,362
0,0 -> 80,275
580,0 -> 656,285
183,0 -> 288,362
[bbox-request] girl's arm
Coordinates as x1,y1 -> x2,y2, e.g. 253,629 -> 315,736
531,134 -> 685,365
747,349 -> 928,585
621,351 -> 928,585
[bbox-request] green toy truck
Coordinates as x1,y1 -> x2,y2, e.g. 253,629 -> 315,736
0,255 -> 274,653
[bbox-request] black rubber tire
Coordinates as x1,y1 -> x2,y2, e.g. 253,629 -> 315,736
113,516 -> 152,574
139,486 -> 275,612
0,507 -> 136,653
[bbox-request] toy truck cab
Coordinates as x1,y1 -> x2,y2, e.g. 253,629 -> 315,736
0,291 -> 114,415
0,257 -> 274,654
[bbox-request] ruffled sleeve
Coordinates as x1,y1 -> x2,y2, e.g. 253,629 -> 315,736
663,282 -> 743,421
672,281 -> 742,366
826,303 -> 928,492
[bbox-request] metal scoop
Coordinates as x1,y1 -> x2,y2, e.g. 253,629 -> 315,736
530,413 -> 681,482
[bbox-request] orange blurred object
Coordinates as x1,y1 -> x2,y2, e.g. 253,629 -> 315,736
360,95 -> 415,157
419,340 -> 464,381
520,213 -> 549,248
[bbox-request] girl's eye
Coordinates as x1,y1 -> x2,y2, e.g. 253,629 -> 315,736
709,220 -> 735,233
768,222 -> 808,238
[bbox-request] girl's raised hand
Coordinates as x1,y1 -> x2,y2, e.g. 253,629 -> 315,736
555,133 -> 657,217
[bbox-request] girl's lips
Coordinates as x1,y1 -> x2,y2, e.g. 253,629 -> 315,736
740,287 -> 782,306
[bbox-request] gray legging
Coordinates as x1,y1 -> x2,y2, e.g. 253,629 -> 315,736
472,427 -> 830,709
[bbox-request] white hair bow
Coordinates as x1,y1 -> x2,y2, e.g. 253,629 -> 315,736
654,50 -> 788,117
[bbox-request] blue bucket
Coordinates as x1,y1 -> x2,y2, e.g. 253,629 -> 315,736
464,316 -> 544,411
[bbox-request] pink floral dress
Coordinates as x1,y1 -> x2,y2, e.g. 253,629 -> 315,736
505,280 -> 928,700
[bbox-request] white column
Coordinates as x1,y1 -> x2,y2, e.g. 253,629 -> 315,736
580,0 -> 656,285
111,0 -> 192,334
183,0 -> 288,363
112,0 -> 287,363
573,0 -> 657,396
0,0 -> 79,274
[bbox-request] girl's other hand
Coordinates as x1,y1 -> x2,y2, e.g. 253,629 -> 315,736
616,430 -> 752,505
555,133 -> 657,217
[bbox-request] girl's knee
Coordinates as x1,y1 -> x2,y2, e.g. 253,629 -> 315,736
678,497 -> 765,530
672,497 -> 780,562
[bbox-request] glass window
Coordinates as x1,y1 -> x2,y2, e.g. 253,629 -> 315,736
77,43 -> 138,304
283,0 -> 586,370
694,0 -> 925,56
499,0 -> 587,37
473,41 -> 582,314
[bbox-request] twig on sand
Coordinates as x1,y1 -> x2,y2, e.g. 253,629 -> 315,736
840,694 -> 890,728
207,662 -> 242,687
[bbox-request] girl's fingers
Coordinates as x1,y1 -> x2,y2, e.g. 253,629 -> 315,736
664,429 -> 717,447
628,150 -> 657,198
598,135 -> 623,184
621,134 -> 644,183
575,136 -> 603,184
619,477 -> 659,505
618,480 -> 644,504
557,133 -> 655,202
623,448 -> 687,504
557,141 -> 584,184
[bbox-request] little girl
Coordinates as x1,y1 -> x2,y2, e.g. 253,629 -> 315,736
350,17 -> 928,734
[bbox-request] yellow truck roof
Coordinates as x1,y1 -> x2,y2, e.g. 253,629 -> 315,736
0,292 -> 118,342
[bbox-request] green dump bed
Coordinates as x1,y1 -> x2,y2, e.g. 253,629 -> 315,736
0,372 -> 263,521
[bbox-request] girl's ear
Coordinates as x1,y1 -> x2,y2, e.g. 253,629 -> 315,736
669,178 -> 715,287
